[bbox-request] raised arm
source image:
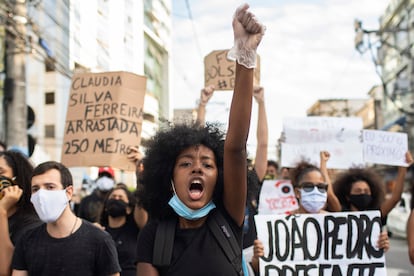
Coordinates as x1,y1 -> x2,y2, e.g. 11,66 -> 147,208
11,270 -> 28,276
253,86 -> 268,181
380,151 -> 413,217
320,151 -> 341,212
127,146 -> 148,229
127,146 -> 143,167
0,186 -> 23,276
196,85 -> 215,126
224,3 -> 265,226
408,209 -> 414,264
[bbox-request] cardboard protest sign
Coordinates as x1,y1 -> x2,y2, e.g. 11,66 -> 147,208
204,49 -> 260,90
281,117 -> 364,169
61,71 -> 146,171
255,211 -> 386,276
363,129 -> 408,167
258,179 -> 298,215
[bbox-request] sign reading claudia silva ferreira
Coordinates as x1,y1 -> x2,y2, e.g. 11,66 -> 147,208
254,211 -> 386,275
61,71 -> 146,171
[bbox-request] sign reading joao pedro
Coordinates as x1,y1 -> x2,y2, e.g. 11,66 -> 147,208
204,49 -> 260,90
61,71 -> 146,171
254,211 -> 386,276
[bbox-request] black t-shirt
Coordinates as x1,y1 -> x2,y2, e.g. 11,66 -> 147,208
106,219 -> 139,276
243,169 -> 261,248
12,220 -> 121,275
136,209 -> 243,276
8,209 -> 42,246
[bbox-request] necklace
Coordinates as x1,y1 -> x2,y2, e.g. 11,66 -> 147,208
70,217 -> 78,235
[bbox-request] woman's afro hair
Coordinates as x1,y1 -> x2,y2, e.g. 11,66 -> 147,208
333,167 -> 384,210
289,160 -> 322,188
138,122 -> 225,220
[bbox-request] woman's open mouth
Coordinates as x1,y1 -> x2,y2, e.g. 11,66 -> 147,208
189,180 -> 204,200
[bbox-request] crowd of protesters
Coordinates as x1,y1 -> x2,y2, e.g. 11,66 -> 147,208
1,3 -> 414,276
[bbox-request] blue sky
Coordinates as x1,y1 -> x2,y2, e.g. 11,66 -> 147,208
171,0 -> 390,160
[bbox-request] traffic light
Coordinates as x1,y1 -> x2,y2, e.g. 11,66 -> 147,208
27,105 -> 35,157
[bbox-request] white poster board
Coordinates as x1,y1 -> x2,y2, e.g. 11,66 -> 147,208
281,143 -> 364,169
283,117 -> 363,144
362,129 -> 408,167
281,117 -> 363,169
258,179 -> 298,215
254,211 -> 386,276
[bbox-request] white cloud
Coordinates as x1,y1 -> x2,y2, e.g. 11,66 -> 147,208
172,0 -> 390,160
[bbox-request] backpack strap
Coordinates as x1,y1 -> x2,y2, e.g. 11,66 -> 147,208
152,212 -> 244,275
153,218 -> 176,267
207,210 -> 244,275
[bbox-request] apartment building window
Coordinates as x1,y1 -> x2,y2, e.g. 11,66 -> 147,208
45,92 -> 55,105
45,57 -> 56,72
45,125 -> 55,138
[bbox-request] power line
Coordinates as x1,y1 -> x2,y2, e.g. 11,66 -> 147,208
32,2 -> 71,36
184,0 -> 203,61
170,1 -> 206,105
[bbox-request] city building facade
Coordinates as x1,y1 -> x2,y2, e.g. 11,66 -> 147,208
376,0 -> 414,152
0,0 -> 172,185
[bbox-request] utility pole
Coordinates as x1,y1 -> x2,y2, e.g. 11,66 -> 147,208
405,112 -> 414,155
354,18 -> 414,154
5,0 -> 27,154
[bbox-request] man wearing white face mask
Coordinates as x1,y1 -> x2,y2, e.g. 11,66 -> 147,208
11,161 -> 121,276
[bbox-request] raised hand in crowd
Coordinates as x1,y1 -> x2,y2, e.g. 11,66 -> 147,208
196,84 -> 215,126
127,146 -> 143,167
252,86 -> 268,182
319,151 -> 341,212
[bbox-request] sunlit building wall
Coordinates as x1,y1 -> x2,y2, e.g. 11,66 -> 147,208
143,0 -> 172,129
22,1 -> 171,187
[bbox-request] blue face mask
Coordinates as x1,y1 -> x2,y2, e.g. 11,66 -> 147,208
168,181 -> 216,220
300,188 -> 327,213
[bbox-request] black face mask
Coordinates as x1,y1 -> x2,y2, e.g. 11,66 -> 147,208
0,176 -> 15,200
348,194 -> 372,211
105,199 -> 128,218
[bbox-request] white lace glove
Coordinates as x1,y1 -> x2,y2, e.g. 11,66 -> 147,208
227,3 -> 265,69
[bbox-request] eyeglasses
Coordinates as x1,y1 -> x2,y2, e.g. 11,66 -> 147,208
300,182 -> 328,193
